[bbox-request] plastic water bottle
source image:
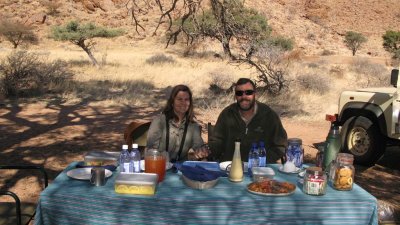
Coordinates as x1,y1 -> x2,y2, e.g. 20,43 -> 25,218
258,141 -> 267,167
130,143 -> 141,173
248,142 -> 259,175
120,144 -> 129,173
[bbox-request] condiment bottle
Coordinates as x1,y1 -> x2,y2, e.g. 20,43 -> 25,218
303,167 -> 327,196
229,140 -> 243,182
322,124 -> 341,172
332,153 -> 355,191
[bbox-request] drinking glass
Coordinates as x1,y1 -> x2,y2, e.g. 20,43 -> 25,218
145,149 -> 167,182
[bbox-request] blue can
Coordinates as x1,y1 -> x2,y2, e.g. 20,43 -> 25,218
286,138 -> 303,168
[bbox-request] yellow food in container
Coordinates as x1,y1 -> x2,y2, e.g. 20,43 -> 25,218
114,173 -> 158,195
84,151 -> 119,166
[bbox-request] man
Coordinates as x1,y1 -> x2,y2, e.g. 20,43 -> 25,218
209,78 -> 288,163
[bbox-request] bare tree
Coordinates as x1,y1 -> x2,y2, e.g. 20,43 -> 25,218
124,0 -> 293,94
0,20 -> 38,48
236,41 -> 291,95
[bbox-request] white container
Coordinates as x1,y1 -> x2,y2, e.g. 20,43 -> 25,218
252,167 -> 275,182
114,173 -> 158,195
84,151 -> 119,166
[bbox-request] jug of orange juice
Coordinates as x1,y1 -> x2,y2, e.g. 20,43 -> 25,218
145,149 -> 167,182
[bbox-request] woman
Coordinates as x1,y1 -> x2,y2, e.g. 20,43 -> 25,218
146,85 -> 209,162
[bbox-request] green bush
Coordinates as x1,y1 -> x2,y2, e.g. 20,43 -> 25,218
382,30 -> 400,59
0,51 -> 74,97
145,54 -> 176,65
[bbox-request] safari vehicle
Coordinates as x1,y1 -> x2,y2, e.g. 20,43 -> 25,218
332,68 -> 400,165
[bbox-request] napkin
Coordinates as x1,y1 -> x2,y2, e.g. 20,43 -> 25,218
175,164 -> 227,182
76,162 -> 117,171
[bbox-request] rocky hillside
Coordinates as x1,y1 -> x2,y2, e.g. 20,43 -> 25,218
0,0 -> 399,57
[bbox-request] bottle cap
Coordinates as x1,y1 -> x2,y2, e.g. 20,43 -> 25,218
259,141 -> 265,147
132,143 -> 139,148
122,144 -> 128,149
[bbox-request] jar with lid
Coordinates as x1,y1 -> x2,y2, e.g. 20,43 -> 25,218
303,167 -> 327,196
286,138 -> 303,168
332,153 -> 355,191
328,153 -> 347,183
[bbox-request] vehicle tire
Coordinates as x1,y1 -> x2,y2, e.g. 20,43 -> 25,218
340,116 -> 385,166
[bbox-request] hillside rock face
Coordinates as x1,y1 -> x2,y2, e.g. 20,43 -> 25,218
73,0 -> 106,12
0,0 -> 399,56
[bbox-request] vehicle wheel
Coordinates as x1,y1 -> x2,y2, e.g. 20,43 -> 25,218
340,116 -> 385,166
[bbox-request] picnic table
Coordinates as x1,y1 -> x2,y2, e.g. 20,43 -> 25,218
35,162 -> 378,225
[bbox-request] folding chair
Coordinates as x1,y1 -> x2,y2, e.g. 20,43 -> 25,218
0,165 -> 48,225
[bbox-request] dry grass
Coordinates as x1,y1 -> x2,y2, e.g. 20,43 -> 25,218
0,38 -> 394,123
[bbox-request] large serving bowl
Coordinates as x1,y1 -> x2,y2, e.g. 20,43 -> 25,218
181,174 -> 219,189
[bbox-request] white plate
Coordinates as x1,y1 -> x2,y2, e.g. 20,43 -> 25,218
67,168 -> 113,180
219,161 -> 248,172
247,183 -> 296,196
140,160 -> 173,171
278,166 -> 301,174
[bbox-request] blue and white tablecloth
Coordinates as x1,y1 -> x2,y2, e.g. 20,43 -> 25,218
35,162 -> 378,225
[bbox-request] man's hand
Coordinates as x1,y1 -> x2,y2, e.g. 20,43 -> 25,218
189,145 -> 211,161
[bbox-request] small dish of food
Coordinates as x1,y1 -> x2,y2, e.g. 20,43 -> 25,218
247,179 -> 296,196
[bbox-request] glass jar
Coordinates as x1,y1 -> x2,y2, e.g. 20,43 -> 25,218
303,167 -> 327,196
145,149 -> 167,182
286,138 -> 303,168
328,153 -> 348,183
332,153 -> 355,191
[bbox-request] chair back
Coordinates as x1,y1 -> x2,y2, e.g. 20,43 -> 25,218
207,122 -> 214,143
0,165 -> 48,225
124,120 -> 151,148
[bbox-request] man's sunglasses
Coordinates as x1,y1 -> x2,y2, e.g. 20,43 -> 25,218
235,90 -> 255,96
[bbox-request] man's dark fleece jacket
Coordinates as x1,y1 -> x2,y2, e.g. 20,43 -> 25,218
209,101 -> 288,163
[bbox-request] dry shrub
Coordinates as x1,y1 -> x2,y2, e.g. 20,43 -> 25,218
329,65 -> 345,79
145,54 -> 176,65
321,49 -> 335,56
42,0 -> 62,15
287,49 -> 303,61
308,63 -> 319,68
350,58 -> 390,87
296,73 -> 330,94
208,68 -> 235,94
0,51 -> 74,97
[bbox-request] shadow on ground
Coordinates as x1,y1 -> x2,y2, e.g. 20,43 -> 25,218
355,146 -> 400,224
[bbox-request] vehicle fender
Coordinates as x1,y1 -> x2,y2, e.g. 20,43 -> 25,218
337,102 -> 388,136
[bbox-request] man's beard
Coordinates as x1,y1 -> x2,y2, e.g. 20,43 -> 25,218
237,98 -> 255,111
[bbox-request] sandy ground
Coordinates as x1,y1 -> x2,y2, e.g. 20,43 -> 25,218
0,102 -> 399,224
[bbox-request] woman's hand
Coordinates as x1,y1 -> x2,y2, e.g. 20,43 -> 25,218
191,144 -> 211,161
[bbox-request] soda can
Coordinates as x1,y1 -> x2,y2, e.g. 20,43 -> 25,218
286,138 -> 303,168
